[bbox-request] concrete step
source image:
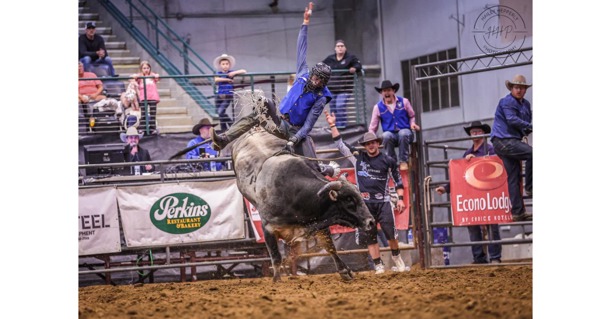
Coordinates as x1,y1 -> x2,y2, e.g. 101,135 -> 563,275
157,105 -> 188,116
99,34 -> 118,42
105,42 -> 126,50
106,49 -> 134,57
157,125 -> 193,134
157,115 -> 193,126
78,20 -> 104,28
112,56 -> 141,64
114,64 -> 140,75
79,13 -> 99,21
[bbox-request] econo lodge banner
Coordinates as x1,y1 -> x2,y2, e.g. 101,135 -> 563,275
79,187 -> 122,256
117,180 -> 245,247
449,155 -> 513,226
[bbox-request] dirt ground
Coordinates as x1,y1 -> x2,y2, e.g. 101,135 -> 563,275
79,264 -> 531,319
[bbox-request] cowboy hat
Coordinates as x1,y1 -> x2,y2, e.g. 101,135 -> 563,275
192,118 -> 217,135
505,74 -> 532,90
120,126 -> 144,143
463,120 -> 491,136
375,80 -> 400,93
358,132 -> 383,145
213,54 -> 236,70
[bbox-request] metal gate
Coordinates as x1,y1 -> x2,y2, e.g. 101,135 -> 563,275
408,47 -> 533,268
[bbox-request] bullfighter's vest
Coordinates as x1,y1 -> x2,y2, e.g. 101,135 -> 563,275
378,96 -> 410,132
279,75 -> 332,126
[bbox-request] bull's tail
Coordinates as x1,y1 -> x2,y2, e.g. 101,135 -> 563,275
168,138 -> 212,160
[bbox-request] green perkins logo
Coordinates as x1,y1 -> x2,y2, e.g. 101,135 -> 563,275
150,193 -> 211,234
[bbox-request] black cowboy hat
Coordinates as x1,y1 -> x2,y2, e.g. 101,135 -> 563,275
192,118 -> 217,135
358,132 -> 383,145
375,80 -> 400,93
463,120 -> 491,136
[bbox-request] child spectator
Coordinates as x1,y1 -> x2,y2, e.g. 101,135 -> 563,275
213,54 -> 247,132
131,61 -> 160,103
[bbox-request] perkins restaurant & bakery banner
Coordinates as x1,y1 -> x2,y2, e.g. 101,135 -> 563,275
449,156 -> 513,226
116,180 -> 245,247
79,187 -> 122,256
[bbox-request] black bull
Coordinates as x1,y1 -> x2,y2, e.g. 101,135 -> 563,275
173,128 -> 375,282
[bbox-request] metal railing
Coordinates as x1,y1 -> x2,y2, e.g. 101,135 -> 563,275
420,134 -> 533,269
98,0 -> 216,114
78,70 -> 368,136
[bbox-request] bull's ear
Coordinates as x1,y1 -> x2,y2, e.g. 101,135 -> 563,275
339,173 -> 349,182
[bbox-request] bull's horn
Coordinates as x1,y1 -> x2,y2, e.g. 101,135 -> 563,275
316,181 -> 342,197
329,190 -> 338,201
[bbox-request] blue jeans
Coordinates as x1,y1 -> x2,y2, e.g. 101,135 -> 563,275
468,224 -> 502,262
492,138 -> 533,216
80,56 -> 116,76
382,128 -> 414,164
329,92 -> 349,128
216,94 -> 234,131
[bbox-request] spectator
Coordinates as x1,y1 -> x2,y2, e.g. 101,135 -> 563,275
78,61 -> 106,104
131,61 -> 160,132
131,60 -> 160,103
322,39 -> 362,128
325,110 -> 410,274
213,54 -> 247,132
368,80 -> 420,171
186,118 -> 223,171
435,121 -> 502,264
120,127 -> 154,174
118,80 -> 141,130
79,21 -> 116,76
211,2 -> 332,158
490,75 -> 533,222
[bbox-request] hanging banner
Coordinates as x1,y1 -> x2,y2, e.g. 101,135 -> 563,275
79,187 -> 122,256
449,156 -> 513,226
244,198 -> 265,243
117,180 -> 245,247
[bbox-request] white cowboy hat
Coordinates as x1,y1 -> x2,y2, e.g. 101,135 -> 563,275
120,126 -> 144,143
505,74 -> 532,90
213,54 -> 236,70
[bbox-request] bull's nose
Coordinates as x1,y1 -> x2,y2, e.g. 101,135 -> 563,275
363,218 -> 375,231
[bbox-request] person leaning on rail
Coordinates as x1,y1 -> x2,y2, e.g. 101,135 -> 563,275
435,121 -> 502,264
490,75 -> 533,222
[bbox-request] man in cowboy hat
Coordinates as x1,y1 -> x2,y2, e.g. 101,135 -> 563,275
324,110 -> 410,274
368,80 -> 420,171
120,127 -> 154,174
185,118 -> 223,171
213,53 -> 247,131
211,2 -> 332,157
435,120 -> 502,264
490,74 -> 533,222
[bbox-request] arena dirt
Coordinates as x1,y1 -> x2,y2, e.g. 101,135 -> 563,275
79,264 -> 532,319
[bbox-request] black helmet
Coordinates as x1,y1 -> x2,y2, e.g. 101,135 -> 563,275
307,62 -> 331,91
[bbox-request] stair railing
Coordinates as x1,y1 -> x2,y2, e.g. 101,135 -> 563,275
98,0 -> 217,115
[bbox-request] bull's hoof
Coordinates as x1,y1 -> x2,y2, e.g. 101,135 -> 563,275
272,274 -> 282,283
339,269 -> 354,281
